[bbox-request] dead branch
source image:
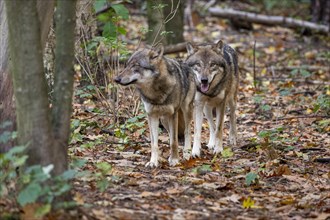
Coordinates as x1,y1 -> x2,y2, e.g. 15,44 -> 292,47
256,77 -> 330,85
246,65 -> 330,72
164,42 -> 187,54
314,158 -> 330,163
276,115 -> 329,121
209,7 -> 329,34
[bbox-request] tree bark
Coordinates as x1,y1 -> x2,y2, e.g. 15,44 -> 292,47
52,0 -> 77,175
209,7 -> 329,34
0,0 -> 55,153
163,0 -> 184,44
146,0 -> 166,45
5,0 -> 54,167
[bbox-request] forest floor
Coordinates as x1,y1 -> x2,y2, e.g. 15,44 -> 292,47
69,5 -> 330,220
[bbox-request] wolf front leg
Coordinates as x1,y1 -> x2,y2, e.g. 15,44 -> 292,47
145,115 -> 160,168
204,105 -> 216,150
168,112 -> 180,166
192,100 -> 204,157
213,102 -> 226,154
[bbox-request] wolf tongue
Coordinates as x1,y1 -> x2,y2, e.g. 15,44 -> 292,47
201,84 -> 209,93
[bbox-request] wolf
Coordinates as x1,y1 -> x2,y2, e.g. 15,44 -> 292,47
185,40 -> 239,157
115,45 -> 196,167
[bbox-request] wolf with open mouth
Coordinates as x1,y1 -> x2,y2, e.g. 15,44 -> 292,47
185,40 -> 239,157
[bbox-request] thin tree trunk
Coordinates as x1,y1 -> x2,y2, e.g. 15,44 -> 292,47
5,0 -> 54,167
209,7 -> 329,34
52,0 -> 77,175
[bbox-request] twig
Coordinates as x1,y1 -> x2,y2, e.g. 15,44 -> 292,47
253,40 -> 257,90
276,115 -> 329,121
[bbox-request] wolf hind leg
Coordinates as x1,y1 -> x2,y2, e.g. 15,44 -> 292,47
228,96 -> 237,146
204,105 -> 215,150
182,103 -> 193,160
168,112 -> 180,166
145,115 -> 160,168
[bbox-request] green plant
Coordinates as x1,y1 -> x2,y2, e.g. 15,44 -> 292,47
313,93 -> 330,114
245,172 -> 259,186
111,113 -> 147,144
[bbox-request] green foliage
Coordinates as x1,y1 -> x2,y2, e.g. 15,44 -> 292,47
111,113 -> 147,144
0,127 -> 79,218
245,172 -> 259,186
192,164 -> 212,175
93,1 -> 129,39
313,93 -> 330,114
290,67 -> 312,78
253,95 -> 271,112
221,148 -> 234,158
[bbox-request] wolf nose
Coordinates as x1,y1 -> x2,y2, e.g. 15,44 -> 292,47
114,76 -> 121,83
201,77 -> 208,84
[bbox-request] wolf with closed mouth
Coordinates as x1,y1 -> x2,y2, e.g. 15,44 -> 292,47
185,40 -> 239,157
115,45 -> 196,167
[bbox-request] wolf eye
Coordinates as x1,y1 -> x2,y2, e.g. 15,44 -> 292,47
193,63 -> 201,68
210,62 -> 217,68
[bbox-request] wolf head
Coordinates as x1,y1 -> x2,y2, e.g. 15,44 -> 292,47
185,40 -> 227,93
115,45 -> 164,87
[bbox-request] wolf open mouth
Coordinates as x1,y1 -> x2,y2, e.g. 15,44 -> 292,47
201,83 -> 209,93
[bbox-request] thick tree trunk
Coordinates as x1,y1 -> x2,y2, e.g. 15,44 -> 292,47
0,0 -> 55,153
52,0 -> 77,175
5,0 -> 55,167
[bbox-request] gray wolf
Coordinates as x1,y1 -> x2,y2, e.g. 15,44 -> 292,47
185,40 -> 239,157
115,45 -> 196,167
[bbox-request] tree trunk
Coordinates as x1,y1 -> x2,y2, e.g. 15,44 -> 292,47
163,0 -> 184,44
5,0 -> 55,167
0,0 -> 55,153
52,0 -> 77,175
5,0 -> 76,176
146,0 -> 167,46
311,0 -> 330,28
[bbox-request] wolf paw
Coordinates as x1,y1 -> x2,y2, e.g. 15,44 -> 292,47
191,146 -> 201,158
183,151 -> 191,160
207,135 -> 215,150
168,157 -> 180,166
229,136 -> 237,147
213,146 -> 223,154
145,160 -> 158,168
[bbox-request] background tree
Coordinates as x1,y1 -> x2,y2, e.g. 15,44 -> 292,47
0,0 -> 55,153
311,0 -> 330,28
5,0 -> 76,175
146,0 -> 184,46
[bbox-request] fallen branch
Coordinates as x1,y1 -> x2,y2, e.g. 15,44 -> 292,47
276,115 -> 329,121
209,7 -> 329,34
314,158 -> 330,163
255,77 -> 330,85
164,42 -> 187,54
246,66 -> 330,72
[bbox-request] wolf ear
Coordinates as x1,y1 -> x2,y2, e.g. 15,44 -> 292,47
150,44 -> 164,59
214,40 -> 224,54
186,42 -> 196,56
